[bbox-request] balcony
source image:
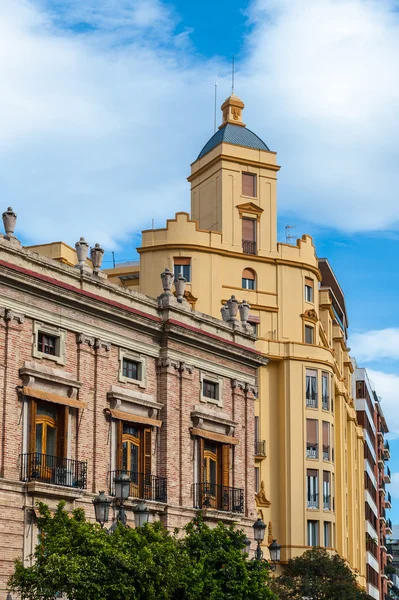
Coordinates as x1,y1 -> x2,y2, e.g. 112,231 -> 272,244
322,395 -> 329,411
384,466 -> 391,484
242,240 -> 257,255
386,518 -> 393,535
306,443 -> 318,459
380,508 -> 387,522
307,493 -> 319,509
254,440 -> 266,458
385,491 -> 392,509
20,453 -> 87,489
323,494 -> 331,510
306,395 -> 318,409
109,470 -> 167,503
379,479 -> 386,495
384,440 -> 390,460
192,482 -> 244,514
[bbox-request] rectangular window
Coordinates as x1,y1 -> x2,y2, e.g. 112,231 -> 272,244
174,257 -> 191,282
203,380 -> 218,400
242,218 -> 256,255
306,369 -> 318,408
307,469 -> 319,508
115,421 -> 154,500
242,172 -> 256,197
122,358 -> 140,381
307,520 -> 318,547
322,373 -> 329,410
306,419 -> 318,459
38,332 -> 57,356
305,325 -> 314,344
322,422 -> 330,461
195,438 -> 234,512
305,278 -> 314,303
324,522 -> 331,547
323,471 -> 331,510
331,424 -> 334,463
255,467 -> 260,493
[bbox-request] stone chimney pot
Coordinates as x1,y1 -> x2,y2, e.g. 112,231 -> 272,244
90,243 -> 104,274
174,273 -> 186,303
2,207 -> 17,240
238,300 -> 251,325
220,304 -> 229,322
226,295 -> 239,322
160,268 -> 174,295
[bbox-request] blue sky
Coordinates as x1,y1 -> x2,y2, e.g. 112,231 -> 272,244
3,0 -> 399,521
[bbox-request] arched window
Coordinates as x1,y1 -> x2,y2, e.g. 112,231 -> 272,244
242,268 -> 256,290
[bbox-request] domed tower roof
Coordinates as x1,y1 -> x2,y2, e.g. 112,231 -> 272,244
197,94 -> 270,159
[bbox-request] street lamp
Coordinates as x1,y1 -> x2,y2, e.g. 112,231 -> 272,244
92,491 -> 111,528
242,536 -> 252,556
253,518 -> 280,571
114,471 -> 131,503
133,501 -> 150,528
6,594 -> 13,600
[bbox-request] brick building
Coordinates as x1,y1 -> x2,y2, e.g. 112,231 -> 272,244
354,365 -> 393,600
0,210 -> 266,594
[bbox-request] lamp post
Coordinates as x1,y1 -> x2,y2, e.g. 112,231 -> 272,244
93,472 -> 136,531
92,491 -> 111,528
252,518 -> 281,571
242,535 -> 252,556
133,501 -> 150,528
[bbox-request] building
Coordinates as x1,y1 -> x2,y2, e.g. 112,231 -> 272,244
0,212 -> 266,594
355,365 -> 393,599
26,93 -> 369,584
96,93 -> 366,581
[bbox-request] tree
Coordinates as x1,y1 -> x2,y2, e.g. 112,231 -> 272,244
270,547 -> 369,600
8,502 -> 276,600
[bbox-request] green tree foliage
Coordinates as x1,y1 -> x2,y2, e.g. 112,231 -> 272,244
8,502 -> 276,600
270,547 -> 369,600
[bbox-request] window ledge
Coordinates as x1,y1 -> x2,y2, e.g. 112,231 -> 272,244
25,481 -> 84,500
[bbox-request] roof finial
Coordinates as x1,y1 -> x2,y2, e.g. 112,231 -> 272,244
231,56 -> 235,95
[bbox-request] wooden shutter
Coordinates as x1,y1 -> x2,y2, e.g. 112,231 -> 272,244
307,468 -> 318,478
242,218 -> 255,242
174,257 -> 191,266
57,406 -> 69,459
29,399 -> 37,454
306,419 -> 318,445
143,427 -> 152,475
198,437 -> 204,483
242,173 -> 256,197
116,420 -> 123,469
221,444 -> 230,488
322,422 -> 329,446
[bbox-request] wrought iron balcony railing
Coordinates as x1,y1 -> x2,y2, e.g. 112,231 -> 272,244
108,470 -> 167,503
255,440 -> 266,457
306,443 -> 318,459
20,453 -> 87,489
192,482 -> 244,514
307,493 -> 319,509
306,395 -> 318,408
242,240 -> 257,255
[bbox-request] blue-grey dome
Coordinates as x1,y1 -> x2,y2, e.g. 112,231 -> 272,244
197,124 -> 270,159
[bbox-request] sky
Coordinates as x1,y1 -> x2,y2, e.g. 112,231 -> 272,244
2,0 -> 399,521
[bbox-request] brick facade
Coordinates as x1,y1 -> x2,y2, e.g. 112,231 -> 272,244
0,234 -> 266,594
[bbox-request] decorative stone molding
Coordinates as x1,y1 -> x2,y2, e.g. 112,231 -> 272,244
301,309 -> 318,323
191,405 -> 237,438
74,237 -> 92,274
93,338 -> 111,352
267,520 -> 273,545
255,481 -> 271,508
0,307 -> 24,324
107,385 -> 163,423
178,362 -> 194,374
236,201 -> 264,221
232,379 -> 246,391
76,333 -> 95,347
245,383 -> 258,398
19,361 -> 81,401
157,357 -> 180,370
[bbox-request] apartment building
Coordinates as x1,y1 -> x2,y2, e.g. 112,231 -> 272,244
0,211 -> 265,594
355,366 -> 393,600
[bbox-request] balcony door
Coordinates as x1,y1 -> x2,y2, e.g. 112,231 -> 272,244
117,422 -> 151,499
198,438 -> 230,510
29,400 -> 68,483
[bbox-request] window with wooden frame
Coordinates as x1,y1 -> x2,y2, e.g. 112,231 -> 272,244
122,358 -> 140,381
304,278 -> 314,303
173,257 -> 191,282
242,218 -> 256,255
118,349 -> 146,387
304,324 -> 314,344
242,172 -> 257,197
306,419 -> 318,459
28,400 -> 69,483
32,322 -> 66,365
242,268 -> 256,290
200,372 -> 223,406
196,437 -> 231,510
116,421 -> 152,499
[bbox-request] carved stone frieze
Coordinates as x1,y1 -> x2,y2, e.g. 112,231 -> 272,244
255,481 -> 271,508
0,307 -> 24,324
301,308 -> 318,322
245,383 -> 258,398
76,333 -> 95,347
179,362 -> 194,374
232,379 -> 246,391
157,357 -> 180,370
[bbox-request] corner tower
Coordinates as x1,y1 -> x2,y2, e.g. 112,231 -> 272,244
189,94 -> 280,255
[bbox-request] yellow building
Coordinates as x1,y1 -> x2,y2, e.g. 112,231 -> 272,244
28,93 -> 366,583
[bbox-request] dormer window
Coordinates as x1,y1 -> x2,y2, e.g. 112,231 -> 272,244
242,173 -> 256,197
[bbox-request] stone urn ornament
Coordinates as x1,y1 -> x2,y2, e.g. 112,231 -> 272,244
238,300 -> 251,325
160,268 -> 174,295
226,295 -> 239,322
2,207 -> 17,240
75,237 -> 90,272
174,273 -> 186,303
90,243 -> 104,274
220,304 -> 229,322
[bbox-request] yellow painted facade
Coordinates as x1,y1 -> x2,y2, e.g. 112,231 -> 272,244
30,94 -> 366,584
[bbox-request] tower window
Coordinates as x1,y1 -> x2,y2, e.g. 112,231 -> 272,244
305,325 -> 314,344
174,257 -> 191,282
305,278 -> 314,303
242,173 -> 257,197
242,268 -> 256,290
242,218 -> 256,255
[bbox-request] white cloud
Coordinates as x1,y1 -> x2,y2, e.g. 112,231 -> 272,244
3,0 -> 399,249
350,328 -> 399,362
362,369 -> 399,438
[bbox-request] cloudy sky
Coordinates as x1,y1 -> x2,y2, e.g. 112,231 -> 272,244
3,0 -> 399,520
